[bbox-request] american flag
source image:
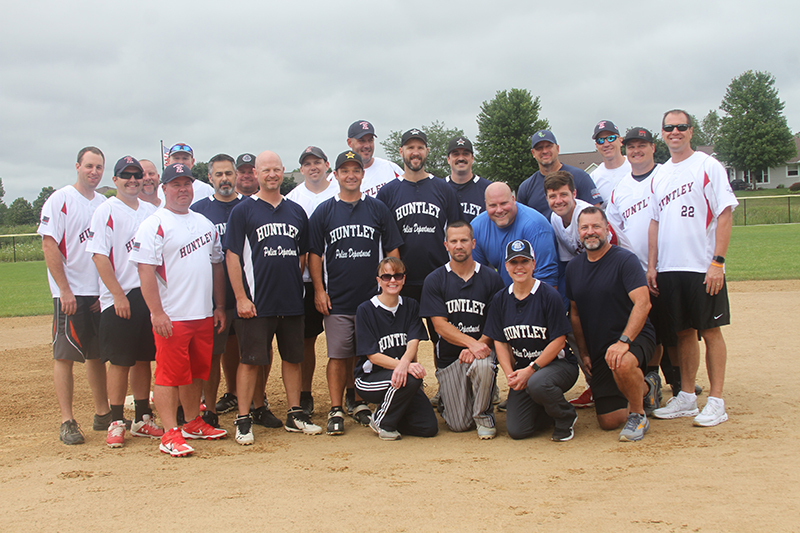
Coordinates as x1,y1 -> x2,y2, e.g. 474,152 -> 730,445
162,144 -> 170,168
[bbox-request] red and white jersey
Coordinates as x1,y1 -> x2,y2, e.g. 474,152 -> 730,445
286,180 -> 339,282
360,157 -> 402,198
650,152 -> 738,273
131,208 -> 223,321
37,185 -> 105,297
607,165 -> 660,271
591,160 -> 631,209
86,197 -> 157,311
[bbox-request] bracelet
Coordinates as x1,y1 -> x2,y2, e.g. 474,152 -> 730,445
711,261 -> 723,268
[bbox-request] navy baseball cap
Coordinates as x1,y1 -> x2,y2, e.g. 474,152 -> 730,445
236,153 -> 256,169
531,130 -> 558,148
401,128 -> 428,147
299,146 -> 328,165
505,239 -> 535,262
113,155 -> 143,176
622,127 -> 654,145
447,136 -> 473,155
335,150 -> 364,170
348,120 -> 376,139
592,120 -> 621,139
161,163 -> 195,184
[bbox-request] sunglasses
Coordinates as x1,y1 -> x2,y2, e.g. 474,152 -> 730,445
662,124 -> 690,132
379,272 -> 405,281
169,143 -> 193,154
119,171 -> 143,180
595,135 -> 618,145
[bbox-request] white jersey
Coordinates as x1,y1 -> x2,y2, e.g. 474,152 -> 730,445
550,199 -> 593,261
650,151 -> 738,274
86,197 -> 157,311
607,165 -> 660,271
131,208 -> 223,321
591,159 -> 632,208
286,180 -> 339,281
37,185 -> 106,297
360,157 -> 402,197
157,179 -> 213,206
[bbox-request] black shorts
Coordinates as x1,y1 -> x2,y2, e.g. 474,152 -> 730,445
591,335 -> 655,415
235,315 -> 304,366
52,296 -> 100,362
212,309 -> 237,355
659,271 -> 731,332
649,292 -> 676,347
99,288 -> 156,367
303,282 -> 324,339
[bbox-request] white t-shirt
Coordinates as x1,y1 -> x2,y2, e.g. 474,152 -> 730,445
286,180 -> 339,281
157,179 -> 213,206
86,197 -> 157,311
131,208 -> 223,321
37,185 -> 106,297
360,157 -> 402,197
650,152 -> 738,273
607,165 -> 660,272
550,199 -> 593,261
591,159 -> 632,209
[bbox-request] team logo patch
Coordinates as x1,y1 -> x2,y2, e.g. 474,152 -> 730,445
305,146 -> 313,153
242,155 -> 252,162
175,164 -> 185,173
638,129 -> 646,136
537,132 -> 546,138
133,242 -> 141,251
597,121 -> 606,129
360,121 -> 371,130
125,156 -> 134,163
346,151 -> 356,159
42,216 -> 50,224
410,129 -> 420,135
511,240 -> 525,252
457,138 -> 465,145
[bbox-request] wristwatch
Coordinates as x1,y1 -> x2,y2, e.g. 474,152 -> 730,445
712,255 -> 725,264
619,335 -> 632,345
529,361 -> 541,371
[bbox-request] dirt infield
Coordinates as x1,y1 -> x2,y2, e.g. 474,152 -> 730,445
1,280 -> 798,532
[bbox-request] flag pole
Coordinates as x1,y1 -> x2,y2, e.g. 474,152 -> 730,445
160,140 -> 165,171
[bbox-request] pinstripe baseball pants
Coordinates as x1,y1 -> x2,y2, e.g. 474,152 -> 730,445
435,356 -> 496,432
356,369 -> 438,437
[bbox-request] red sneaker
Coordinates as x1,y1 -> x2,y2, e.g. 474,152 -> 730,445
159,428 -> 194,457
569,387 -> 594,408
131,414 -> 165,439
181,416 -> 228,440
106,420 -> 125,448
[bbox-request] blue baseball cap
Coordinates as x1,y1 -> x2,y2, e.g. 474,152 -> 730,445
531,130 -> 558,148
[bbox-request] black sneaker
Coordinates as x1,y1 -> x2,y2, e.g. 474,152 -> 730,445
251,405 -> 282,428
350,402 -> 372,426
327,408 -> 345,436
176,405 -> 186,426
234,414 -> 254,445
300,394 -> 314,417
215,393 -> 238,414
201,410 -> 220,428
60,419 -> 85,445
552,414 -> 577,442
285,408 -> 322,435
93,411 -> 113,431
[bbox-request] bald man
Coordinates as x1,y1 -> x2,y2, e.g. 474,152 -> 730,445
225,151 -> 322,445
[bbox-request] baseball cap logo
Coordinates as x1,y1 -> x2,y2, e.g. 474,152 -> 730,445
410,129 -> 420,135
175,164 -> 185,173
125,156 -> 134,163
638,129 -> 646,136
597,121 -> 606,129
345,151 -> 356,159
360,121 -> 370,130
305,147 -> 313,153
511,240 -> 524,252
538,132 -> 546,138
243,155 -> 252,162
457,138 -> 465,145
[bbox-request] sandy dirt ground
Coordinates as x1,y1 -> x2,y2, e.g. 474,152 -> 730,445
1,280 -> 798,532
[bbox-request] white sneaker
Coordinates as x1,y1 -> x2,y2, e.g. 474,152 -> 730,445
477,424 -> 496,440
693,397 -> 728,427
235,414 -> 254,445
653,391 -> 699,419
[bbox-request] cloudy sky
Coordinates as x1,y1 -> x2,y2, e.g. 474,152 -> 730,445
1,0 -> 798,202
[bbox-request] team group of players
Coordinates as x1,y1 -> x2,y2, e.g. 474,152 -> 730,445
39,110 -> 737,455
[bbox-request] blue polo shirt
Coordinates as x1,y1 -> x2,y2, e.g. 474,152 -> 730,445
309,194 -> 404,315
420,262 -> 505,368
517,163 -> 602,219
223,196 -> 308,317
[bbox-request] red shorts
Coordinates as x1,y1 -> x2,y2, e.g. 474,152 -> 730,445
153,318 -> 213,387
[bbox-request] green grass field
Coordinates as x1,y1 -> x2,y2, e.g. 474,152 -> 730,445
0,224 -> 797,317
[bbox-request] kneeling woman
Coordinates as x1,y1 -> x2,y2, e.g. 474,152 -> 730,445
484,240 -> 579,441
355,257 -> 438,440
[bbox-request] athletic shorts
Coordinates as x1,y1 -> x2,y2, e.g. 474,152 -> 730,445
52,296 -> 100,362
323,314 -> 356,359
99,288 -> 156,366
236,315 -> 304,366
153,317 -> 213,387
658,271 -> 731,332
212,309 -> 237,355
649,291 -> 676,347
590,335 -> 655,416
303,282 -> 324,338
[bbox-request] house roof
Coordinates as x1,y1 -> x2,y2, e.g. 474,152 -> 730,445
558,151 -> 603,172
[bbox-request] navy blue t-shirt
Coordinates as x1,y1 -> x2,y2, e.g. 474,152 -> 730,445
419,262 -> 504,368
308,195 -> 404,315
445,174 -> 492,222
376,175 -> 461,286
223,196 -> 308,317
517,163 -> 602,219
355,296 -> 429,380
192,195 -> 243,310
565,245 -> 655,363
484,280 -> 575,370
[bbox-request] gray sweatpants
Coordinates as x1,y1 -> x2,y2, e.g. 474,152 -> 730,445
436,356 -> 496,432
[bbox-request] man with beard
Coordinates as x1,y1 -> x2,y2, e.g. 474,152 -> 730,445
444,136 -> 492,222
566,207 -> 656,441
346,120 -> 402,197
139,159 -> 162,207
